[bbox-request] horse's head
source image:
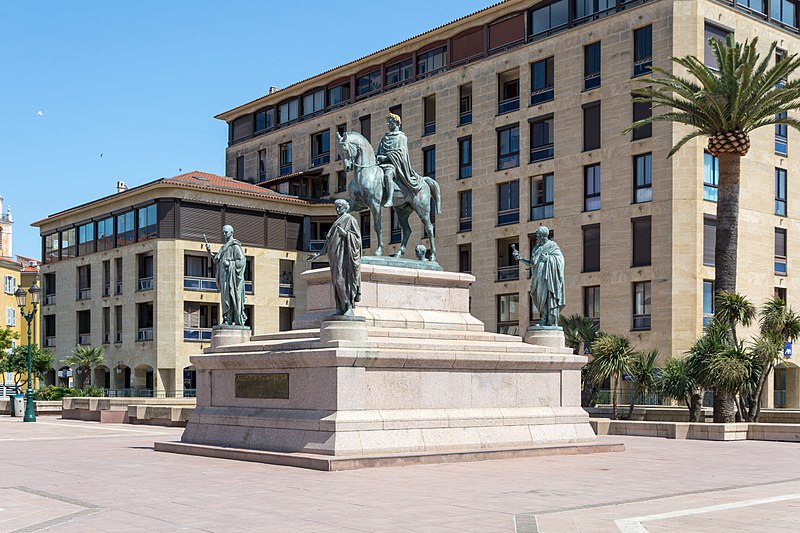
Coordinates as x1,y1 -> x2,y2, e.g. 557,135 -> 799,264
336,130 -> 375,171
336,131 -> 357,172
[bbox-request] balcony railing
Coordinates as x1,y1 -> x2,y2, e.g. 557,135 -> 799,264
459,217 -> 472,232
116,281 -> 123,294
138,277 -> 154,291
279,283 -> 294,297
496,265 -> 520,282
104,388 -> 196,398
497,153 -> 519,170
137,328 -> 154,341
184,276 -> 218,291
459,110 -> 472,125
245,281 -> 254,294
103,284 -> 111,297
584,72 -> 601,90
309,240 -> 325,252
459,165 -> 472,179
497,96 -> 520,114
775,257 -> 787,275
280,164 -> 292,176
497,208 -> 519,226
423,121 -> 436,136
78,334 -> 91,345
633,58 -> 652,77
530,145 -> 554,162
184,327 -> 213,342
632,314 -> 651,330
43,294 -> 55,305
530,87 -> 554,105
531,204 -> 554,221
310,153 -> 330,167
78,288 -> 91,300
44,336 -> 55,347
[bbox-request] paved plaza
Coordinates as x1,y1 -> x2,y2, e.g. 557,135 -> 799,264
0,417 -> 799,532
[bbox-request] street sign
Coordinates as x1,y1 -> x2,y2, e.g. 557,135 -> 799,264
784,342 -> 792,358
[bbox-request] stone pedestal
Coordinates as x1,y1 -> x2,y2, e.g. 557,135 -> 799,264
210,325 -> 251,350
157,265 -> 617,470
524,326 -> 566,349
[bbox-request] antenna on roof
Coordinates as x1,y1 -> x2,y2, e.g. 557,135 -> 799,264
116,181 -> 128,193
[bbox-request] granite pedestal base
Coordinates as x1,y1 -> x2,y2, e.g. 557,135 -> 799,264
160,265 -> 613,469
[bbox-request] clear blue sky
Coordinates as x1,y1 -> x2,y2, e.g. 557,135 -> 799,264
0,0 -> 491,259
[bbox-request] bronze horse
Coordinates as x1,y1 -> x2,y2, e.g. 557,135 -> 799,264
336,131 -> 441,261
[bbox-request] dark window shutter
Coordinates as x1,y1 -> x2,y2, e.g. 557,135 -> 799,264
632,100 -> 652,140
488,12 -> 524,51
451,26 -> 485,64
583,224 -> 600,272
632,217 -> 652,267
157,200 -> 175,238
583,102 -> 601,151
267,213 -> 286,249
775,228 -> 787,257
704,217 -> 717,266
180,204 -> 223,242
226,209 -> 265,246
232,115 -> 253,141
286,216 -> 303,251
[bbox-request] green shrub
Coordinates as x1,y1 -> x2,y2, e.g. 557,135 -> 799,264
34,385 -> 105,401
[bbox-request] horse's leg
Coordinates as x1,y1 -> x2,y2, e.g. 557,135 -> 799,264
423,215 -> 436,262
396,208 -> 413,258
371,200 -> 384,256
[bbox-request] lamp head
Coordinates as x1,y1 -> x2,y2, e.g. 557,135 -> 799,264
14,286 -> 26,308
29,278 -> 41,306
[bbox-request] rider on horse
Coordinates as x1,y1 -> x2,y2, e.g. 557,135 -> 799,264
375,112 -> 423,208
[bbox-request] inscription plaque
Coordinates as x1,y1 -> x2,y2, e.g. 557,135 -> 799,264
235,373 -> 289,399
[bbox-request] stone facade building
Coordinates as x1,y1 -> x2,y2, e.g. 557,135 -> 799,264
215,0 -> 800,408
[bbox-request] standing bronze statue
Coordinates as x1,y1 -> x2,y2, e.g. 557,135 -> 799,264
308,199 -> 362,316
512,226 -> 565,327
204,225 -> 247,326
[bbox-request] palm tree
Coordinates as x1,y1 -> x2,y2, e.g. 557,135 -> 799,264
658,357 -> 702,422
686,318 -> 734,421
624,35 -> 800,295
64,346 -> 105,389
590,335 -> 634,420
559,314 -> 599,355
626,349 -> 660,419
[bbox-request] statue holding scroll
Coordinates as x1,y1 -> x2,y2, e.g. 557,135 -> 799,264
512,226 -> 565,327
205,225 -> 247,326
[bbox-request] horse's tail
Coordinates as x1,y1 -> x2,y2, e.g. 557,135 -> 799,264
424,176 -> 442,215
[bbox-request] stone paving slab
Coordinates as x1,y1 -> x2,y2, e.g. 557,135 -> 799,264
1,417 -> 800,531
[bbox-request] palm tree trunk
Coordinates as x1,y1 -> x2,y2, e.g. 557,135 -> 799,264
714,152 -> 741,295
611,376 -> 618,420
715,391 -> 737,423
689,392 -> 703,422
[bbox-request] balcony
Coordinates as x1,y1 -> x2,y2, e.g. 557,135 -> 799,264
184,327 -> 213,342
245,281 -> 254,294
137,328 -> 154,341
279,164 -> 292,176
496,265 -> 519,282
78,334 -> 91,345
633,58 -> 652,77
77,288 -> 91,300
530,87 -> 554,105
115,332 -> 122,343
279,283 -> 294,297
459,216 -> 472,233
44,336 -> 55,348
310,153 -> 330,167
138,277 -> 154,291
530,145 -> 554,163
497,208 -> 519,226
423,121 -> 436,136
184,276 -> 218,291
497,96 -> 520,114
116,281 -> 123,294
103,285 -> 111,297
309,240 -> 325,253
43,294 -> 55,306
459,110 -> 472,125
531,204 -> 554,221
584,73 -> 601,90
632,314 -> 651,330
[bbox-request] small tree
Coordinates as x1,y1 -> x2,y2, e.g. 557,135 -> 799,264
2,345 -> 53,389
559,314 -> 603,407
0,327 -> 19,352
710,291 -> 755,422
626,349 -> 660,419
590,335 -> 634,420
659,357 -> 702,422
64,346 -> 105,389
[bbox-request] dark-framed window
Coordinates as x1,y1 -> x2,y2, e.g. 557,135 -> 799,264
277,98 -> 299,125
360,212 -> 371,249
530,57 -> 554,104
459,83 -> 473,125
633,153 -> 652,203
583,224 -> 600,272
78,222 -> 94,256
423,95 -> 436,135
310,130 -> 330,167
632,281 -> 651,330
116,211 -> 134,247
776,286 -> 787,302
137,204 -> 157,241
388,104 -> 402,121
390,209 -> 401,244
776,111 -> 788,155
576,0 -> 617,20
704,23 -> 731,70
632,216 -> 652,267
633,25 -> 652,76
328,83 -> 350,107
423,146 -> 436,179
359,115 -> 371,141
302,89 -> 325,118
584,163 -> 601,211
235,156 -> 244,181
738,0 -> 766,14
499,74 -> 520,113
529,0 -> 568,41
530,115 -> 554,162
583,101 -> 601,151
459,244 -> 471,273
776,168 -> 788,216
337,171 -> 347,193
254,107 -> 275,132
459,190 -> 473,232
703,216 -> 716,266
497,293 -> 520,334
258,149 -> 266,181
531,174 -> 554,221
703,280 -> 715,327
458,137 -> 472,179
60,228 -> 76,259
497,124 -> 520,170
498,180 -> 520,225
584,41 -> 601,90
385,58 -> 413,87
356,70 -> 381,98
771,0 -> 798,28
776,227 -> 788,274
417,46 -> 446,77
96,217 -> 114,252
632,98 -> 652,140
584,286 -> 600,327
280,142 -> 292,176
704,152 -> 719,202
44,233 -> 60,263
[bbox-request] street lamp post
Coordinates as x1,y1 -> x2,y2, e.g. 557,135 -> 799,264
14,278 -> 41,423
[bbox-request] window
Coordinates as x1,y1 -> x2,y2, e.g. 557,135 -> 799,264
633,153 -> 652,203
254,107 -> 274,132
498,72 -> 520,113
497,125 -> 520,170
43,315 -> 55,346
3,275 -> 16,295
423,146 -> 436,179
337,170 -> 347,192
459,244 -> 471,273
77,309 -> 91,344
78,222 -> 94,256
328,83 -> 350,107
302,89 -> 325,117
356,70 -> 381,97
583,224 -> 600,272
279,142 -> 292,176
388,105 -> 402,121
529,0 -> 568,40
498,180 -> 520,225
704,23 -> 731,70
703,280 -> 715,327
776,111 -> 788,155
531,174 -> 554,220
704,152 -> 719,202
44,233 -> 59,263
771,0 -> 798,28
102,260 -> 110,297
96,217 -> 114,252
423,95 -> 436,135
459,84 -> 472,125
77,265 -> 91,300
584,163 -> 601,211
776,168 -> 788,216
5,307 -> 15,327
258,149 -> 266,181
277,98 -> 299,125
235,156 -> 244,181
632,217 -> 652,267
583,102 -> 601,151
776,228 -> 788,274
458,137 -> 472,179
459,190 -> 472,232
137,302 -> 154,341
776,286 -> 787,302
385,58 -> 413,87
116,211 -> 134,247
115,258 -> 122,294
633,281 -> 652,330
584,286 -> 600,327
103,307 -> 110,344
185,254 -> 212,279
310,130 -> 330,167
704,217 -> 717,266
115,305 -> 122,343
530,57 -> 554,104
576,0 -> 617,20
138,254 -> 154,291
738,0 -> 766,14
184,302 -> 219,341
633,25 -> 652,76
60,228 -> 76,259
497,293 -> 520,335
584,42 -> 601,90
390,209 -> 401,243
417,46 -> 446,77
361,212 -> 371,249
530,115 -> 554,162
359,115 -> 371,141
137,204 -> 157,241
632,98 -> 652,140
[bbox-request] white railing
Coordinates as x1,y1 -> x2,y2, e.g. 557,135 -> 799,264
78,288 -> 91,300
77,334 -> 91,345
43,294 -> 55,305
138,277 -> 154,291
137,328 -> 153,341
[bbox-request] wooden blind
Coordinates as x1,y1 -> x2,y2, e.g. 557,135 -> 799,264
226,209 -> 265,246
583,102 -> 601,151
703,218 -> 717,266
452,27 -> 484,64
286,216 -> 303,251
180,203 -> 223,242
775,228 -> 787,257
157,200 -> 175,238
267,213 -> 286,249
488,13 -> 524,51
632,217 -> 652,267
583,224 -> 600,273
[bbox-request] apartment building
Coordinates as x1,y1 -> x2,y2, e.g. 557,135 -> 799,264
33,172 -> 333,395
215,0 -> 800,408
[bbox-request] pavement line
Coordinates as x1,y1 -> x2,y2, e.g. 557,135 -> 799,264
614,493 -> 800,533
29,420 -> 178,434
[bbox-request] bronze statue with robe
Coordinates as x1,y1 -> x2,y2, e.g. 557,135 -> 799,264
512,226 -> 565,327
375,113 -> 423,207
205,225 -> 247,326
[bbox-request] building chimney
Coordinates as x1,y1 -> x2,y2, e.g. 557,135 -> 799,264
116,181 -> 128,193
269,86 -> 278,95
